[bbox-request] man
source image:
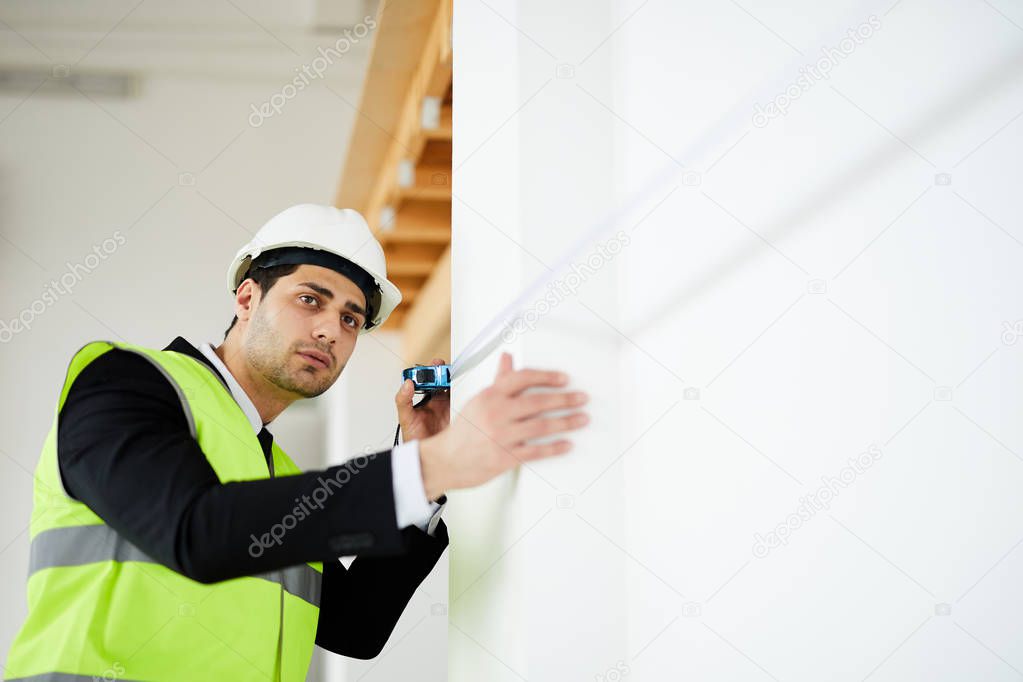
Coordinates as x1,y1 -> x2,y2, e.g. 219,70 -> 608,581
4,204 -> 590,681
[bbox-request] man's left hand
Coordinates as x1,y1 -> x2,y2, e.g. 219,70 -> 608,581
396,357 -> 451,442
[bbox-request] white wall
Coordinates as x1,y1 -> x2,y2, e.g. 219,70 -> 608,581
324,329 -> 449,682
0,6 -> 447,680
451,1 -> 1023,680
449,1 -> 632,680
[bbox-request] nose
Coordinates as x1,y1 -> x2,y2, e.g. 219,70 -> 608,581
312,316 -> 340,346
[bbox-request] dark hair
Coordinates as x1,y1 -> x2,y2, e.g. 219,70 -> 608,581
223,263 -> 300,340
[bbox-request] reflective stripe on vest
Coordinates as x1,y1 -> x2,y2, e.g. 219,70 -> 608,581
5,674 -> 144,682
6,674 -> 145,678
28,524 -> 322,608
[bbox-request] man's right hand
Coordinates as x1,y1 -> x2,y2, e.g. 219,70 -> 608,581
419,351 -> 590,500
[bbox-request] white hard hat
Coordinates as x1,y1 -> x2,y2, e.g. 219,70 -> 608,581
227,204 -> 402,334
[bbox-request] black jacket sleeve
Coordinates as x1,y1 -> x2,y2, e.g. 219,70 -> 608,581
56,348 -> 447,587
315,520 -> 449,658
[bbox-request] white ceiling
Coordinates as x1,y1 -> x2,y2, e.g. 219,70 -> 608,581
0,0 -> 379,82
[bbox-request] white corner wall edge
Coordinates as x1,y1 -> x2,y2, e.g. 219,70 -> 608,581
450,1 -> 630,680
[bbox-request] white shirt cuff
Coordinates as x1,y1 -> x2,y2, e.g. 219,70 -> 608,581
392,439 -> 445,535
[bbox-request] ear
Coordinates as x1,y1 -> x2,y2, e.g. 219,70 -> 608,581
234,279 -> 260,323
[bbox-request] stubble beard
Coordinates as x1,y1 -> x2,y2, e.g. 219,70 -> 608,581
245,306 -> 338,399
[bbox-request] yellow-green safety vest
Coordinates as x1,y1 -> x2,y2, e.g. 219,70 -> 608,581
4,340 -> 323,682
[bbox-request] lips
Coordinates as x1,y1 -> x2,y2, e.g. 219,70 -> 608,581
297,350 -> 331,369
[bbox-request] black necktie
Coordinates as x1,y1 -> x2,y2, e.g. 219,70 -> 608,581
257,427 -> 274,474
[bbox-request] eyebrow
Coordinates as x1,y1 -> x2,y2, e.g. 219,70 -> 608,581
297,282 -> 367,318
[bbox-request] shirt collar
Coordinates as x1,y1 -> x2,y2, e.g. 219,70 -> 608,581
197,341 -> 267,433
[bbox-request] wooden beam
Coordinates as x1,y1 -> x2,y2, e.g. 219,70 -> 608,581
334,0 -> 453,339
402,246 -> 451,364
335,0 -> 442,213
388,274 -> 427,293
382,227 -> 450,245
407,104 -> 452,161
385,241 -> 447,263
418,140 -> 452,166
350,1 -> 453,235
386,200 -> 450,234
397,184 -> 450,202
413,163 -> 451,188
386,259 -> 435,277
381,307 -> 406,331
400,285 -> 422,303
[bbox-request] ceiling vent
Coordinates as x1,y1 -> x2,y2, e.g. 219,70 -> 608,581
0,66 -> 138,97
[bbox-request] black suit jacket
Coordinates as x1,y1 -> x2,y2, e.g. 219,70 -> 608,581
56,336 -> 448,658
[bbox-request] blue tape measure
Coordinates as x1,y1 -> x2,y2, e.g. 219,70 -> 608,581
402,364 -> 452,393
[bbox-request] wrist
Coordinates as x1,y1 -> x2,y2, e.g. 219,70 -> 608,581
419,432 -> 448,502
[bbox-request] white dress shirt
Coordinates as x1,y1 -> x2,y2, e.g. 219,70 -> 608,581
197,342 -> 445,536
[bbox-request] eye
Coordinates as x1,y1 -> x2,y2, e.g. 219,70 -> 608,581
342,314 -> 360,329
299,294 -> 318,307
